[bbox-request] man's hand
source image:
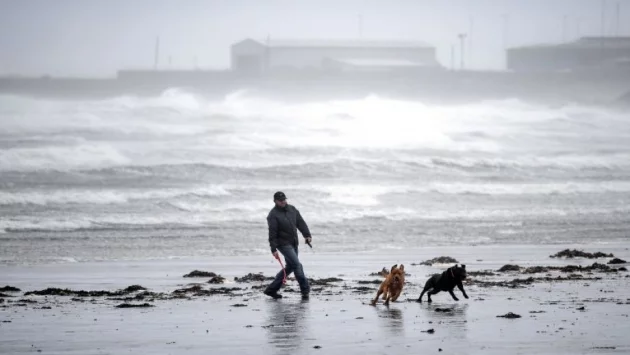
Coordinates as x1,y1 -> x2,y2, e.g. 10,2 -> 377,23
305,237 -> 312,247
272,251 -> 280,259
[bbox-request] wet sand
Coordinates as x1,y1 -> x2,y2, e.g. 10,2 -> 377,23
1,243 -> 629,355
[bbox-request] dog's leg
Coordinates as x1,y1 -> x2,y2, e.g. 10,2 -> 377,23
391,289 -> 401,302
457,281 -> 469,299
427,289 -> 440,303
384,293 -> 392,306
418,286 -> 433,303
382,289 -> 389,300
371,288 -> 384,306
417,287 -> 429,303
417,278 -> 435,303
448,289 -> 460,301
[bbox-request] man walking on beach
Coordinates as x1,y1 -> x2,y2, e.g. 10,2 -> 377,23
264,191 -> 312,300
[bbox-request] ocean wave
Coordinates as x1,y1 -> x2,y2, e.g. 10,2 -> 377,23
0,218 -> 95,233
2,179 -> 629,209
43,151 -> 628,181
2,147 -> 629,175
167,199 -> 271,213
0,185 -> 230,206
3,202 -> 629,234
0,143 -> 131,172
426,155 -> 630,171
422,181 -> 630,195
232,181 -> 630,201
2,91 -> 628,173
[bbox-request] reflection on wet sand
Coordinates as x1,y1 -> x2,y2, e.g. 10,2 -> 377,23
264,300 -> 310,353
376,306 -> 405,336
420,303 -> 469,340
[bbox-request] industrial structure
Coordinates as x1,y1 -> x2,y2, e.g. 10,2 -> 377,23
230,38 -> 441,74
507,37 -> 630,72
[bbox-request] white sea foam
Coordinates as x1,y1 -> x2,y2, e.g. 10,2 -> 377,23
2,91 -> 628,172
0,185 -> 230,206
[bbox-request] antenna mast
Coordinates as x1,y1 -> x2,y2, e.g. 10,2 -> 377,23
154,36 -> 160,70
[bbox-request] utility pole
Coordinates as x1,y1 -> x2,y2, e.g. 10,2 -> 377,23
468,16 -> 474,69
601,0 -> 606,48
358,14 -> 363,39
562,15 -> 568,42
450,44 -> 455,70
154,36 -> 160,70
576,17 -> 582,39
601,0 -> 606,36
458,33 -> 467,70
615,2 -> 621,37
502,14 -> 510,70
502,14 -> 509,49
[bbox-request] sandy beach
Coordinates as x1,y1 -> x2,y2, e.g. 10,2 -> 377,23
1,243 -> 629,355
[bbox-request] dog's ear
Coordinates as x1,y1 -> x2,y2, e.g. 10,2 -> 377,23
461,264 -> 466,269
390,264 -> 398,272
399,264 -> 405,271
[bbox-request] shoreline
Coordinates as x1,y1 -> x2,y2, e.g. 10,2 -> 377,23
2,240 -> 628,269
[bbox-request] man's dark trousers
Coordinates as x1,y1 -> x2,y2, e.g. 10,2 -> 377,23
266,244 -> 310,294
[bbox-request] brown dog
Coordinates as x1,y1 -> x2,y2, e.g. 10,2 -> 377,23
370,264 -> 405,306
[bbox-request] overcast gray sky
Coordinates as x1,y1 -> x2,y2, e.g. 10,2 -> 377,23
1,0 -> 628,77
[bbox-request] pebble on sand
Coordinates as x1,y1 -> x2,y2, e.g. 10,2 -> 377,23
0,286 -> 21,292
183,270 -> 217,278
550,249 -> 613,259
498,264 -> 521,272
115,303 -> 154,308
414,256 -> 459,266
497,312 -> 522,319
608,258 -> 627,265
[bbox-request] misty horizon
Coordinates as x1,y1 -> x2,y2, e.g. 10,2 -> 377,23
1,0 -> 630,77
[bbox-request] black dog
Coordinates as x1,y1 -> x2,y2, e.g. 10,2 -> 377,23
417,264 -> 468,303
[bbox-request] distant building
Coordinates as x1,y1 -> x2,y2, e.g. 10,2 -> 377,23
230,38 -> 441,74
507,37 -> 630,72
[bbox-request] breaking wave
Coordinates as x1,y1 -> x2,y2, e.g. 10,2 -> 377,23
1,90 -> 629,258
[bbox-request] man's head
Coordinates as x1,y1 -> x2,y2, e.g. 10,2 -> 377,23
273,191 -> 287,208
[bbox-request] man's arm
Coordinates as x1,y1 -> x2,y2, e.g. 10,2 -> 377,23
267,214 -> 279,253
296,209 -> 311,239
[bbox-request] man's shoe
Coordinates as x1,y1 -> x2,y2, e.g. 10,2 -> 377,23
301,293 -> 310,300
264,290 -> 283,299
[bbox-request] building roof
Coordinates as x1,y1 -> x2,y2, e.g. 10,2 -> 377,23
233,38 -> 433,49
509,36 -> 630,50
327,57 -> 436,67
